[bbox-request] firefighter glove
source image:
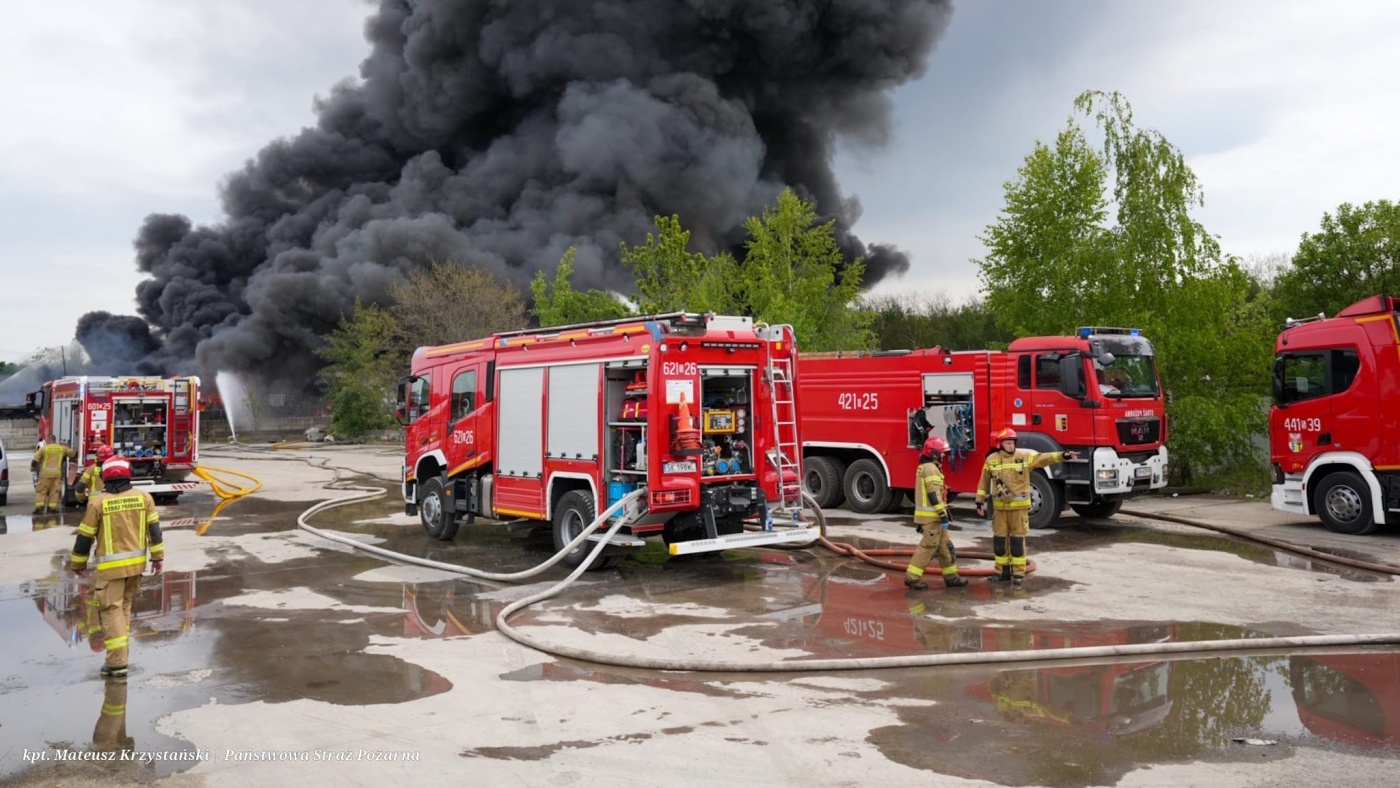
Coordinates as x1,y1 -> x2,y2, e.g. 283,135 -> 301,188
975,502 -> 986,518
150,560 -> 164,576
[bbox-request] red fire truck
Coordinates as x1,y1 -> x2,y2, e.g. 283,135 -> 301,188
397,312 -> 815,567
30,376 -> 204,505
1270,295 -> 1400,535
797,328 -> 1170,527
1291,653 -> 1400,749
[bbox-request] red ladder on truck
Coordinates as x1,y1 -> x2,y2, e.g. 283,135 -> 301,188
763,327 -> 804,517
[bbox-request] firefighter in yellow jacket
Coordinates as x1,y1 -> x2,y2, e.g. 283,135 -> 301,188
975,428 -> 1078,585
905,437 -> 969,590
31,434 -> 76,513
69,456 -> 163,678
75,444 -> 114,505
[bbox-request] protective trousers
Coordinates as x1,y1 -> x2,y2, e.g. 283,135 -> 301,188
906,522 -> 960,584
35,476 -> 62,512
991,508 -> 1029,578
95,575 -> 141,668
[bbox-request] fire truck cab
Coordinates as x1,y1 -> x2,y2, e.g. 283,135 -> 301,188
798,328 -> 1170,528
1270,294 -> 1400,534
30,376 -> 203,506
398,312 -> 815,567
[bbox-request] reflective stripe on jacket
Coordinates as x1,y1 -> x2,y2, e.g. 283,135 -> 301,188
72,490 -> 162,579
33,443 -> 73,478
913,461 -> 948,524
975,449 -> 1066,508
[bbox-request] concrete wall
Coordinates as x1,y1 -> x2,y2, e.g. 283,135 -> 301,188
0,414 -> 38,454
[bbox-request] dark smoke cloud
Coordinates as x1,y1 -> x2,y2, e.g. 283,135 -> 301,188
83,0 -> 952,382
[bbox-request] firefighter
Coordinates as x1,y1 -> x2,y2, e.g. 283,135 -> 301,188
69,455 -> 164,679
905,436 -> 969,590
75,444 -> 114,504
974,428 -> 1079,585
30,434 -> 76,513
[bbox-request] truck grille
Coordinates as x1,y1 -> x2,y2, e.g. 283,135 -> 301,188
1116,418 -> 1160,446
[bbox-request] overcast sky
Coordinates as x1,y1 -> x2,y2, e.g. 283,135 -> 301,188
1,0 -> 1396,365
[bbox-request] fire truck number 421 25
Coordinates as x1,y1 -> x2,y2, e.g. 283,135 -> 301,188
837,392 -> 879,411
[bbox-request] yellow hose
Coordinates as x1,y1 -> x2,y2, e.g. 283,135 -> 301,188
187,465 -> 265,536
193,465 -> 264,499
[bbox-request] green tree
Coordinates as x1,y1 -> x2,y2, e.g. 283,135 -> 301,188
316,299 -> 400,438
0,361 -> 18,382
1273,200 -> 1400,322
529,249 -> 633,326
389,260 -> 529,349
863,293 -> 1013,351
977,91 -> 1275,483
738,188 -> 874,351
621,215 -> 738,314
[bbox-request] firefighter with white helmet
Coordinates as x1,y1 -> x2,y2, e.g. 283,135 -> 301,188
904,436 -> 968,590
975,428 -> 1078,584
69,455 -> 164,679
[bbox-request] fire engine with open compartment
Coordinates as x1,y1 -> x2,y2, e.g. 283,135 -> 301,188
397,312 -> 814,567
797,328 -> 1170,528
29,375 -> 203,506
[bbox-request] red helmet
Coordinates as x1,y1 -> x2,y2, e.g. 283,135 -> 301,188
95,445 -> 114,461
995,428 -> 1018,443
922,436 -> 950,457
100,456 -> 132,481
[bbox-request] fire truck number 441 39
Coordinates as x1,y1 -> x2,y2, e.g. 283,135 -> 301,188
837,392 -> 879,411
1282,417 -> 1322,433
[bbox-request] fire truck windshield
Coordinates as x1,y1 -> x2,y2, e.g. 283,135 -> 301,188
1096,355 -> 1159,399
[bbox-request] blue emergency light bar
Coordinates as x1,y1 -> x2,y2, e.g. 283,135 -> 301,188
1078,326 -> 1141,338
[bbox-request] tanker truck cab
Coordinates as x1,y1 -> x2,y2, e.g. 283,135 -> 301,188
1004,328 -> 1169,521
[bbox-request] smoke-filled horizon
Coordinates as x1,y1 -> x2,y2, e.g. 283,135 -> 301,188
75,0 -> 953,388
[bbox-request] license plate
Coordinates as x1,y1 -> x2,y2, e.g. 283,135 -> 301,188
1134,466 -> 1152,479
663,461 -> 697,474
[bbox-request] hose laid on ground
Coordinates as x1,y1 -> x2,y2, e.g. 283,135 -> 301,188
292,477 -> 1400,673
295,484 -> 644,583
1121,508 -> 1400,577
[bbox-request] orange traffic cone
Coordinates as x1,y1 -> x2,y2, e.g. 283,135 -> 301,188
674,392 -> 702,455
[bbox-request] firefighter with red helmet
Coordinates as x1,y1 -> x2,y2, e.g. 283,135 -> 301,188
975,428 -> 1078,584
905,436 -> 968,590
75,444 -> 115,504
69,456 -> 164,679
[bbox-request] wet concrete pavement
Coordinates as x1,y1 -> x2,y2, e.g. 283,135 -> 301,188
1,445 -> 1397,787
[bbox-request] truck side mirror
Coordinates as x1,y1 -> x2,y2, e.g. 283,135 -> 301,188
1059,355 -> 1086,399
394,377 -> 411,426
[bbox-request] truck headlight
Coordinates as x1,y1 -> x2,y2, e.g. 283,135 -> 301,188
1096,469 -> 1119,481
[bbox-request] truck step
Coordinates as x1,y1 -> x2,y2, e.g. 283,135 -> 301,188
667,528 -> 820,555
585,532 -> 647,549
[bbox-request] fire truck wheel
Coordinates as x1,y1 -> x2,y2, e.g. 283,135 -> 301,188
803,456 -> 846,509
1069,499 -> 1122,520
1027,471 -> 1062,530
844,458 -> 894,514
1314,471 -> 1378,535
553,490 -> 617,569
419,477 -> 459,541
152,493 -> 181,505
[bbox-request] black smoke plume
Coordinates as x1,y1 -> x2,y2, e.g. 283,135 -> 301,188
87,0 -> 952,383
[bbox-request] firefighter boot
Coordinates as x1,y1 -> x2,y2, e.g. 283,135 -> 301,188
987,565 -> 1013,583
904,576 -> 929,591
943,574 -> 968,588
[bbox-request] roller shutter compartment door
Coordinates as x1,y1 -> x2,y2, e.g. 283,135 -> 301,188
497,367 -> 545,477
547,364 -> 601,461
